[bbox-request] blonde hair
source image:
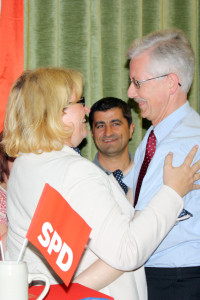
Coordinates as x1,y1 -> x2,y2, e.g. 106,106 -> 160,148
3,67 -> 83,156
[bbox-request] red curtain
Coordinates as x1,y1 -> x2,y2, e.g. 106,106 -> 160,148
0,0 -> 24,132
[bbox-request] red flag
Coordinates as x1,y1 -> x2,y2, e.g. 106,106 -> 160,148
29,283 -> 114,300
0,0 -> 24,132
26,183 -> 92,286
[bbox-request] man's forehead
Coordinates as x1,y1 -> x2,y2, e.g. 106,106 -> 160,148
129,52 -> 151,74
93,107 -> 124,121
93,108 -> 129,127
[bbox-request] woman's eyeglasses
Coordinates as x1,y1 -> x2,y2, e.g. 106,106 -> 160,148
63,97 -> 85,112
76,97 -> 85,107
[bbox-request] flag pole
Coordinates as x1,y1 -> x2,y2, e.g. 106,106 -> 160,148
0,240 -> 4,261
17,238 -> 28,263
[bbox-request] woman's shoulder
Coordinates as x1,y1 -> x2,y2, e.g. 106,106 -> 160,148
66,154 -> 108,179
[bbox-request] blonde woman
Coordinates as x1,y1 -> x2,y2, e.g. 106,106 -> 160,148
3,67 -> 200,300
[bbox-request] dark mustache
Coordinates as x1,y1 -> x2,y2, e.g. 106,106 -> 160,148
102,134 -> 119,141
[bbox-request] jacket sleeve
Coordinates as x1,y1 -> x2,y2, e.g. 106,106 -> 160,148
62,158 -> 183,271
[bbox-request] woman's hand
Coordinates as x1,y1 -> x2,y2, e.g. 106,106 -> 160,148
163,145 -> 200,197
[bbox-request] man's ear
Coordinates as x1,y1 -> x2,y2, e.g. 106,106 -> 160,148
168,73 -> 180,95
129,123 -> 135,139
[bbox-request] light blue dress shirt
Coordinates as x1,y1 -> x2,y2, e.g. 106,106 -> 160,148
124,102 -> 200,267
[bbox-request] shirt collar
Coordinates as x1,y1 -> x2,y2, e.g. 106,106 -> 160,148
154,101 -> 190,144
93,152 -> 133,175
93,153 -> 111,174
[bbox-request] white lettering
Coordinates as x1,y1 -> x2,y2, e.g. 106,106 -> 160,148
37,222 -> 53,247
56,242 -> 73,271
47,231 -> 62,255
37,222 -> 74,272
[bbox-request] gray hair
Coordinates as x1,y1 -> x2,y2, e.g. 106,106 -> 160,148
127,28 -> 195,92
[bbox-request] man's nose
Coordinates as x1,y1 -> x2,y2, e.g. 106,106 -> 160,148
104,125 -> 113,136
127,82 -> 138,99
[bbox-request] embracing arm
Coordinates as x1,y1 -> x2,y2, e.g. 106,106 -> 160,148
73,146 -> 200,290
73,260 -> 123,290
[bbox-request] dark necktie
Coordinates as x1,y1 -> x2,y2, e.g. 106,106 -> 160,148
112,169 -> 128,194
134,130 -> 156,207
72,147 -> 81,155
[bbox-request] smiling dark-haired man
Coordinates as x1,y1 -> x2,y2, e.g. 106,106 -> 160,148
89,97 -> 135,175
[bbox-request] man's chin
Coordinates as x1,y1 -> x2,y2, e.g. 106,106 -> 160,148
140,109 -> 149,119
101,146 -> 121,155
